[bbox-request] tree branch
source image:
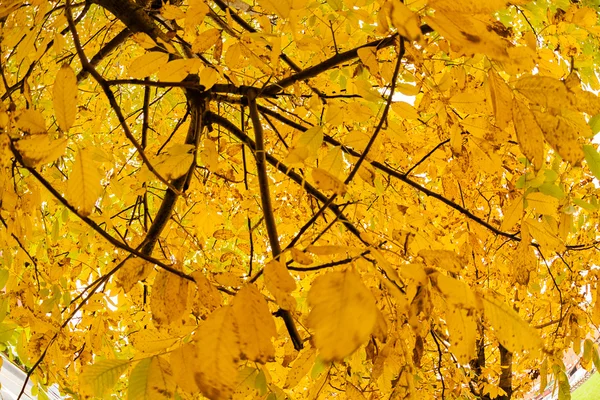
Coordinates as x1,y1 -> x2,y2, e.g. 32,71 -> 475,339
77,28 -> 132,82
65,1 -> 184,196
247,91 -> 303,350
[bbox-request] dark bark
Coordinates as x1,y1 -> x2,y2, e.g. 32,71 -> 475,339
498,344 -> 513,400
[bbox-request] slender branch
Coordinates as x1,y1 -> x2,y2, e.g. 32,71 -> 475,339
248,91 -> 281,256
431,329 -> 446,400
248,91 -> 303,350
206,111 -> 363,241
256,105 -> 520,241
8,141 -> 194,282
0,214 -> 40,288
77,28 -> 132,82
405,139 -> 450,176
263,34 -> 400,95
345,37 -> 404,185
65,1 -> 184,196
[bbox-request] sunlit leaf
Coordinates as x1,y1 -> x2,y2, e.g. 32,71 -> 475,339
53,64 -> 77,132
80,359 -> 130,398
67,148 -> 103,216
307,269 -> 377,360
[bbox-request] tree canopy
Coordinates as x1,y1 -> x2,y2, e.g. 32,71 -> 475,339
2,0 -> 600,399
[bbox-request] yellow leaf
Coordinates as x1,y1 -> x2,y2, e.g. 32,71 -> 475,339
128,356 -> 175,400
195,306 -> 240,399
150,266 -> 190,326
192,28 -> 222,53
392,101 -> 420,120
170,343 -> 201,393
500,195 -> 523,232
512,99 -> 545,170
389,0 -> 422,42
264,260 -> 296,311
232,285 -> 277,363
157,59 -> 201,82
284,126 -> 323,166
564,74 -> 600,115
480,292 -> 543,356
129,327 -> 178,354
212,271 -> 244,287
487,69 -> 513,130
191,270 -> 222,317
128,52 -> 169,79
357,46 -> 379,75
131,32 -> 157,49
185,2 -> 209,35
593,282 -> 600,326
201,138 -> 219,171
53,64 -> 77,132
319,145 -> 344,178
515,75 -> 571,110
523,218 -> 563,251
428,0 -> 517,14
533,111 -> 585,165
449,91 -> 488,115
431,273 -> 477,309
153,143 -> 194,180
67,148 -> 103,216
312,167 -> 347,195
79,359 -> 130,398
15,135 -> 67,167
352,78 -> 382,103
418,249 -> 462,274
116,257 -> 154,293
290,248 -> 313,265
526,192 -> 559,218
446,307 -> 477,365
346,382 -> 368,400
306,245 -> 354,256
0,0 -> 21,20
284,346 -> 316,388
424,11 -> 509,60
16,109 -> 46,134
258,0 -> 291,18
225,43 -> 243,69
200,67 -> 219,89
160,3 -> 185,19
307,269 -> 377,360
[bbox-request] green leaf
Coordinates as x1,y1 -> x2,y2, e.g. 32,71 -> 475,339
589,114 -> 600,135
593,346 -> 600,371
584,144 -> 600,180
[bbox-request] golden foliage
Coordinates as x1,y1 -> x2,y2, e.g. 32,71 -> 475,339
4,0 -> 600,399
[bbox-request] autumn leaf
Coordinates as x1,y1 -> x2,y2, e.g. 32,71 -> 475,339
193,306 -> 240,399
232,284 -> 277,363
16,109 -> 46,134
512,99 -> 545,170
128,356 -> 175,400
150,266 -> 190,326
307,269 -> 377,361
116,257 -> 154,293
128,52 -> 169,79
67,148 -> 103,216
79,359 -> 130,398
480,292 -> 543,356
15,134 -> 67,167
446,307 -> 477,365
264,259 -> 297,311
53,64 -> 77,132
